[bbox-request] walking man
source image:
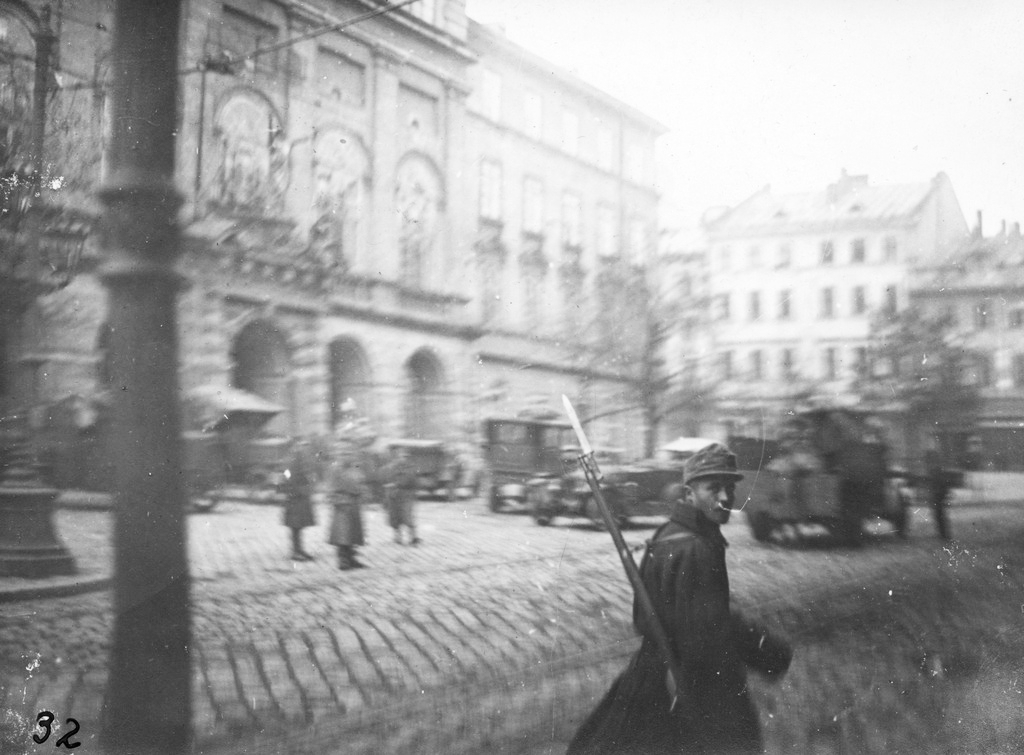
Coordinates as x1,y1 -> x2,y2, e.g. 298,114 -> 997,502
567,442 -> 792,754
281,438 -> 316,561
327,441 -> 367,570
385,447 -> 421,545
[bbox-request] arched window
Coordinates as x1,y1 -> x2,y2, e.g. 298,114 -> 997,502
309,129 -> 368,273
395,153 -> 443,288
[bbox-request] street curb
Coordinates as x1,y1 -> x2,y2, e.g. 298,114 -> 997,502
0,574 -> 111,603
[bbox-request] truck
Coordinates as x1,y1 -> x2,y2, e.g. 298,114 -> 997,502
732,408 -> 913,545
480,416 -> 577,512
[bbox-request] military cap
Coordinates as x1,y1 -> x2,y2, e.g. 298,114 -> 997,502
683,442 -> 744,485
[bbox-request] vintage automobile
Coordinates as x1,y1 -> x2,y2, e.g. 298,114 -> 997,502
180,385 -> 290,512
527,444 -> 690,527
480,415 -> 577,512
383,439 -> 455,500
733,408 -> 913,545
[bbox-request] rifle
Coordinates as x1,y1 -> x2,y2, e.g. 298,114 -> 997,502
561,395 -> 684,711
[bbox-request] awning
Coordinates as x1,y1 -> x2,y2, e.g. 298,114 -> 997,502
183,385 -> 284,432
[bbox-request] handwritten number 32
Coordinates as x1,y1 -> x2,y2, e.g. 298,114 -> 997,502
33,711 -> 81,749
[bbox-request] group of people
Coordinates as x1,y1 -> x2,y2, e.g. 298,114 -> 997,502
279,439 -> 423,570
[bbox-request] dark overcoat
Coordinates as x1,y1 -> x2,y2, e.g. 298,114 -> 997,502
327,462 -> 365,547
384,459 -> 418,529
281,448 -> 316,530
567,503 -> 790,755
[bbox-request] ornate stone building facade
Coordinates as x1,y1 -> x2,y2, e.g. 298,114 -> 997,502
1,0 -> 663,469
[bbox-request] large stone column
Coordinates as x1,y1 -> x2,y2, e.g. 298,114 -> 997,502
98,2 -> 191,753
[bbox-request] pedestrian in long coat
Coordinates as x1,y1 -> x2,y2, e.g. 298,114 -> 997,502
567,443 -> 792,755
327,445 -> 367,570
281,440 -> 316,561
384,449 -> 421,545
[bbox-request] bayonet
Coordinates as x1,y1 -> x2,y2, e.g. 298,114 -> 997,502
561,395 -> 684,711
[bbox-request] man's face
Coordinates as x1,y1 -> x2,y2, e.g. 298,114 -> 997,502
685,476 -> 737,525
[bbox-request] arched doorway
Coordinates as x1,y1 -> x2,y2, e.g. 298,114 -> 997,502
404,348 -> 446,439
328,337 -> 373,431
231,320 -> 293,435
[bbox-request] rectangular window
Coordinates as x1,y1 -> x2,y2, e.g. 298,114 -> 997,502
821,240 -> 835,264
596,205 -> 616,257
720,351 -> 733,381
884,236 -> 898,262
749,291 -> 761,321
974,301 -> 990,329
562,110 -> 580,156
778,290 -> 791,320
885,286 -> 898,316
480,68 -> 502,121
781,348 -> 794,379
523,177 -> 544,234
717,293 -> 731,321
220,6 -> 280,75
1010,308 -> 1024,329
316,47 -> 365,106
562,191 -> 582,248
479,160 -> 502,221
821,287 -> 835,318
596,126 -> 614,171
854,346 -> 868,377
852,286 -> 866,315
824,347 -> 837,380
851,238 -> 866,263
523,90 -> 542,139
777,244 -> 791,268
750,350 -> 763,380
1014,355 -> 1024,387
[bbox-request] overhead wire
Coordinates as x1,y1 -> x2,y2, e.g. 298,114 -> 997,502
50,0 -> 423,93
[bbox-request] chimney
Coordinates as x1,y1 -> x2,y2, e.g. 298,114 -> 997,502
1013,222 -> 1021,239
974,210 -> 983,239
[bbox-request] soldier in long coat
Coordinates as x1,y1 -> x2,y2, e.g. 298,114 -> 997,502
567,443 -> 792,755
327,444 -> 367,570
384,448 -> 421,545
281,440 -> 316,561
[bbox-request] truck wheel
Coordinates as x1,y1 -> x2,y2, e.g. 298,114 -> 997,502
748,511 -> 774,542
534,514 -> 551,526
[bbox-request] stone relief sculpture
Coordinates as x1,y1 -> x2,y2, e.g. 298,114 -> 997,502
306,128 -> 368,274
212,90 -> 287,214
395,154 -> 442,288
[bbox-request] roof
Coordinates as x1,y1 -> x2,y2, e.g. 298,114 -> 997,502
706,173 -> 936,236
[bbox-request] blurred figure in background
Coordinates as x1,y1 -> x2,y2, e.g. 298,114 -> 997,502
924,437 -> 953,541
385,447 -> 421,545
281,438 -> 317,561
327,441 -> 368,570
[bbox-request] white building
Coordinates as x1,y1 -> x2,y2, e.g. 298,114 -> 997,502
686,170 -> 969,437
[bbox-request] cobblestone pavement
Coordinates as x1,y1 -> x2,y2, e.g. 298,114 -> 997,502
2,498 -> 1022,754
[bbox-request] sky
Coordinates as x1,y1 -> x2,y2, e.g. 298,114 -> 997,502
465,0 -> 1024,233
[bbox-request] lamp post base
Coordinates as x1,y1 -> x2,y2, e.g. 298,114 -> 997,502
0,485 -> 76,577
